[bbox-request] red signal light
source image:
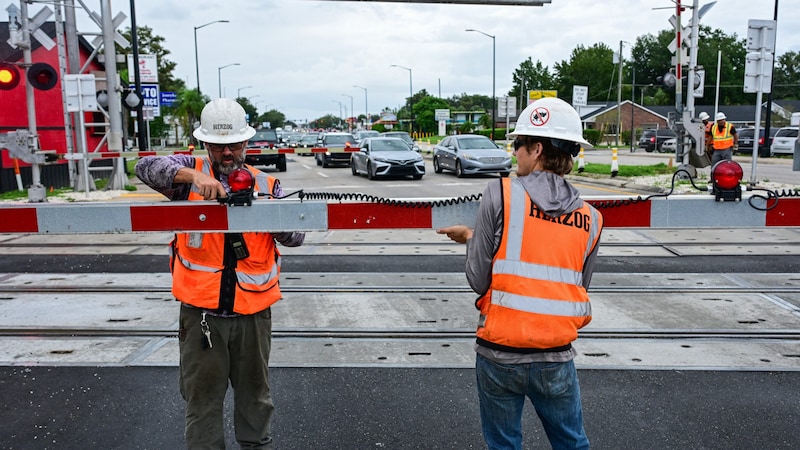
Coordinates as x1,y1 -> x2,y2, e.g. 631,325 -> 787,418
0,63 -> 21,90
711,160 -> 743,201
228,168 -> 254,192
27,63 -> 58,91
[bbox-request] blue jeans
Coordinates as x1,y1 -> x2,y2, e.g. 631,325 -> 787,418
476,353 -> 589,450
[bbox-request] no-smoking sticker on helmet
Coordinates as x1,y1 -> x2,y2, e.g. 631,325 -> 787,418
529,107 -> 550,127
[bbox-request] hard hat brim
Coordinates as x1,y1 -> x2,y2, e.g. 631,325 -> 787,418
193,125 -> 256,145
506,130 -> 593,150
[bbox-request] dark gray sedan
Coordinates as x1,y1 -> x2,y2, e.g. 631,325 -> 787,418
433,134 -> 512,177
351,137 -> 425,180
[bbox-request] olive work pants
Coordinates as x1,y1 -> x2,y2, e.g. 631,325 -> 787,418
179,305 -> 274,450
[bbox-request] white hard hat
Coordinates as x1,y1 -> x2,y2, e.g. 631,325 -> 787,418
698,112 -> 710,121
193,98 -> 256,144
715,112 -> 727,121
507,97 -> 592,152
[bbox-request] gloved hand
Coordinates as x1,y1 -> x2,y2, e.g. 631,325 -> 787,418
733,145 -> 739,153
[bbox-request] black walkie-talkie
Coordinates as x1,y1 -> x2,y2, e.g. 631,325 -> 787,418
227,233 -> 250,260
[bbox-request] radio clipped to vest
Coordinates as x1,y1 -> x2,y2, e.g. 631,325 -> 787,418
226,233 -> 250,260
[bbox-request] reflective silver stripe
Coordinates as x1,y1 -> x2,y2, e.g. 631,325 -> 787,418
176,252 -> 220,273
493,259 -> 582,286
583,205 -> 601,261
505,179 -> 527,260
254,172 -> 270,194
190,158 -> 213,195
237,264 -> 278,286
492,289 -> 591,317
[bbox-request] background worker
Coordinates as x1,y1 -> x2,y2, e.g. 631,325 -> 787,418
699,111 -> 713,154
711,111 -> 738,166
135,98 -> 304,449
437,97 -> 603,450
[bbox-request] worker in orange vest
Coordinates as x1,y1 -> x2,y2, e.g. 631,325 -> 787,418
135,98 -> 304,449
711,111 -> 738,166
438,97 -> 604,450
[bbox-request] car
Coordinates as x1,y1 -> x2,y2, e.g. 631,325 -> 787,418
661,138 -> 676,153
432,134 -> 512,178
350,137 -> 425,180
245,129 -> 286,172
354,130 -> 380,144
296,134 -> 319,156
315,132 -> 357,167
380,131 -> 420,152
638,128 -> 677,153
736,127 -> 778,157
769,126 -> 798,156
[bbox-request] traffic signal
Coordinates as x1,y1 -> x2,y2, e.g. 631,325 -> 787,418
0,62 -> 21,90
27,63 -> 58,90
656,71 -> 702,90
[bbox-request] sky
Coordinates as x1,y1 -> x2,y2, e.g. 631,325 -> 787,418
74,0 -> 799,124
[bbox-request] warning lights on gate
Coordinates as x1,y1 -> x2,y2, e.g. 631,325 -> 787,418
228,169 -> 254,193
27,63 -> 58,90
0,62 -> 59,91
0,62 -> 21,90
711,160 -> 743,202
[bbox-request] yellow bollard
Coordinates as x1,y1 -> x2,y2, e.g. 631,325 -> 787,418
577,147 -> 585,173
611,148 -> 619,177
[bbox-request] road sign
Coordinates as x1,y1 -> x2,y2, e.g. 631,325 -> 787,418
131,83 -> 160,117
6,4 -> 55,51
747,19 -> 777,53
527,90 -> 557,104
744,53 -> 773,93
160,91 -> 177,107
64,74 -> 98,112
127,54 -> 159,84
434,109 -> 450,120
572,85 -> 588,107
497,97 -> 516,118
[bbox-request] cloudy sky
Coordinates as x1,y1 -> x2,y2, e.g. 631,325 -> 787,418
80,0 -> 798,123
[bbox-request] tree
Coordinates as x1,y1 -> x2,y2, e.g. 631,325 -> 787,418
173,89 -> 208,144
773,51 -> 800,101
508,58 -> 556,107
553,43 -> 616,104
412,95 -> 450,133
630,26 -> 748,106
447,93 -> 492,111
257,109 -> 286,130
235,97 -> 257,124
117,26 -> 186,142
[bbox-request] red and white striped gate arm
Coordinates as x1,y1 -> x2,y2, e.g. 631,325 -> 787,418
59,147 -> 358,161
0,195 -> 798,234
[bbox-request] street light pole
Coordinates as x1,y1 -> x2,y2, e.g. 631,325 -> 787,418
237,85 -> 252,98
332,100 -> 344,129
353,85 -> 368,128
194,20 -> 229,95
342,94 -> 353,131
218,63 -> 240,98
390,64 -> 413,133
466,28 -> 496,140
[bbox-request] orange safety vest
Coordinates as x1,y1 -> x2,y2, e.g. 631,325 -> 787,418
712,122 -> 734,150
475,178 -> 603,352
170,157 -> 282,314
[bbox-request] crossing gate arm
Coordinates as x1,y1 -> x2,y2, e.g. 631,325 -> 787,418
0,195 -> 798,235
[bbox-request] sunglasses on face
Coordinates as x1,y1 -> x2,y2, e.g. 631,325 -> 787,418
206,141 -> 246,153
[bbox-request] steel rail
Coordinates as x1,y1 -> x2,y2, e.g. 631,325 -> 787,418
2,285 -> 800,294
2,327 -> 799,340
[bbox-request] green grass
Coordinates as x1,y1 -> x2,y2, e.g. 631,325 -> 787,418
573,162 -> 674,177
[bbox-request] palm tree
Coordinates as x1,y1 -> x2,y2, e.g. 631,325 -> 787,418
174,89 -> 208,144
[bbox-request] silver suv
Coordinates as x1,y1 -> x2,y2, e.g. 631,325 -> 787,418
769,127 -> 798,156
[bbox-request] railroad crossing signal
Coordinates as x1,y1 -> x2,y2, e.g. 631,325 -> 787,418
0,62 -> 21,90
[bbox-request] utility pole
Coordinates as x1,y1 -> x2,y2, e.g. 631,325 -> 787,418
616,40 -> 623,147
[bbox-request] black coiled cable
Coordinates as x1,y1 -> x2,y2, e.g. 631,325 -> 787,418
262,189 -> 483,208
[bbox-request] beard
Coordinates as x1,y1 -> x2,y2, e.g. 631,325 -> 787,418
212,153 -> 245,175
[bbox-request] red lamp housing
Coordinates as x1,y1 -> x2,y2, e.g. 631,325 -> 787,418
228,168 -> 254,193
711,160 -> 743,201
